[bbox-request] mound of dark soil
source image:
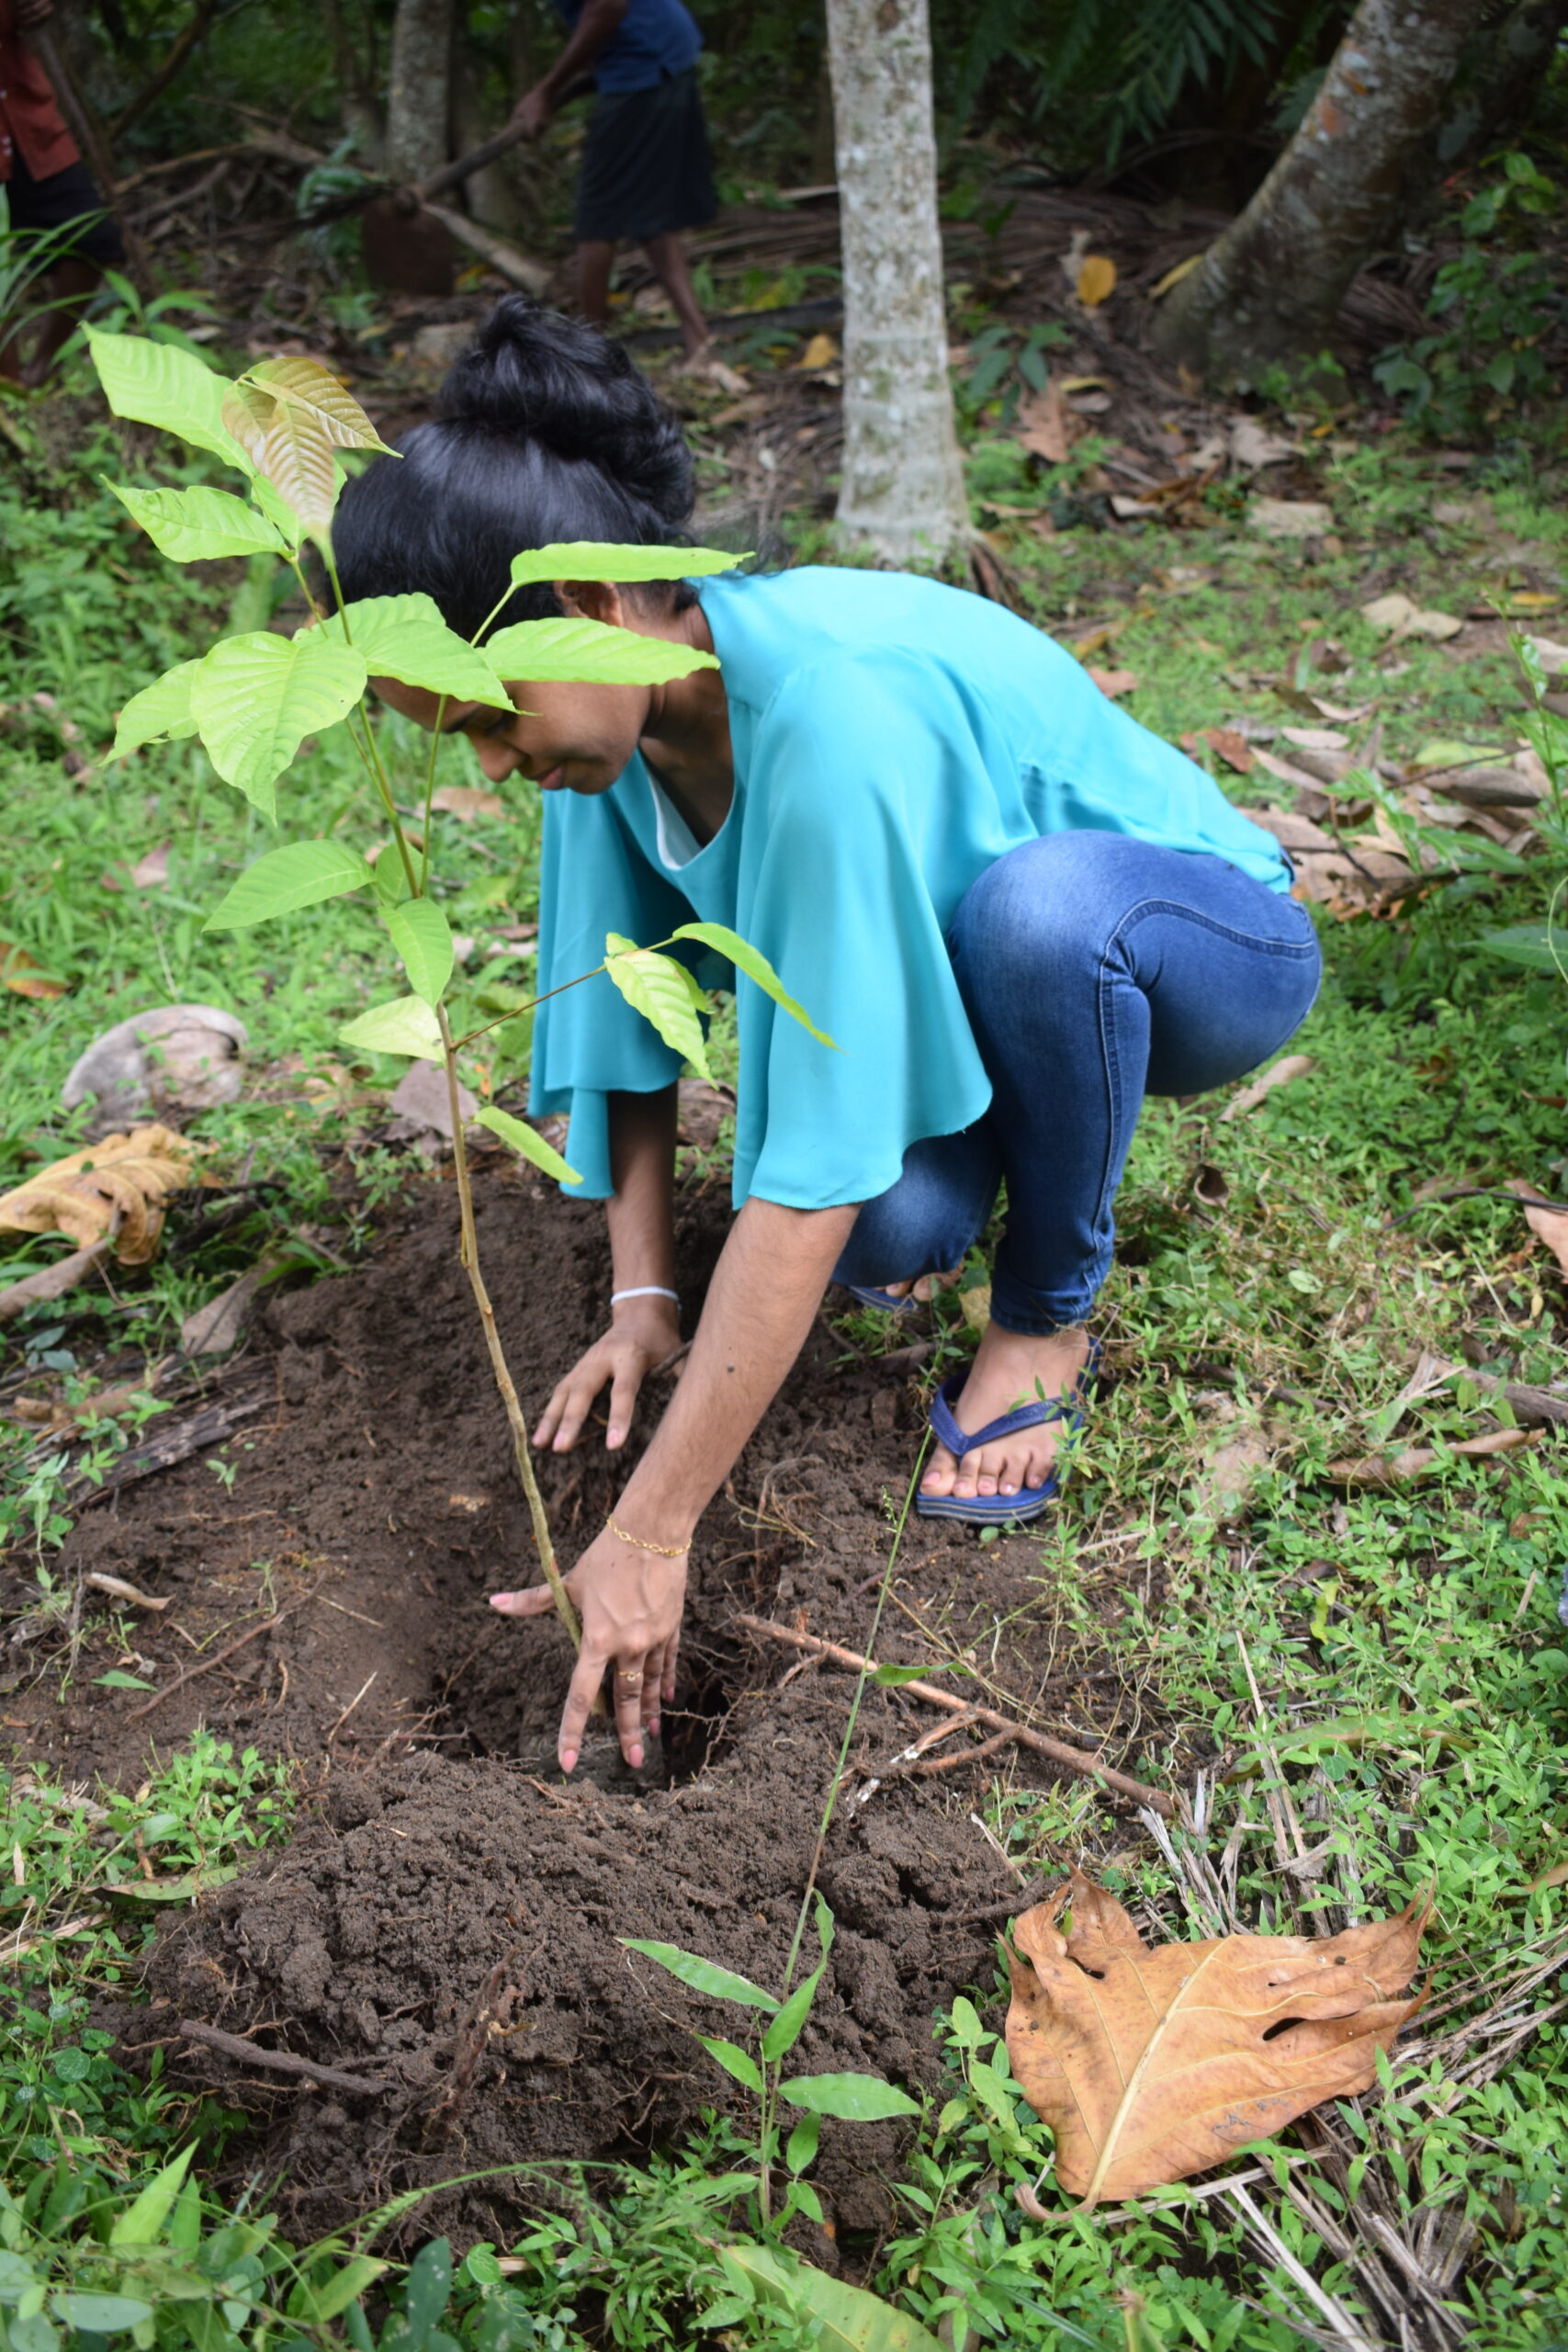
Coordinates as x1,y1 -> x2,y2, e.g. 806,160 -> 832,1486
13,1159 -> 1160,2237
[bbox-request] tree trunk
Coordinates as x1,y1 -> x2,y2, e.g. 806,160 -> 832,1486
384,0 -> 453,184
324,0 -> 384,168
1431,0 -> 1568,168
825,0 -> 966,565
1156,0 -> 1494,385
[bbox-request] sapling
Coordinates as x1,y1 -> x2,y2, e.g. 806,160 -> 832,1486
85,329 -> 832,1683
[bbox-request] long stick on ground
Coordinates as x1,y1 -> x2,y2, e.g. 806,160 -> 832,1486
178,2020 -> 389,2096
733,1612 -> 1174,1816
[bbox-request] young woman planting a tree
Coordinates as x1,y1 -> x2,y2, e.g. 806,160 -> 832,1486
336,298 -> 1320,1778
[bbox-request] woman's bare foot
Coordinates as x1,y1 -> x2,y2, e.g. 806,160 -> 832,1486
920,1322 -> 1092,1503
881,1264 -> 964,1305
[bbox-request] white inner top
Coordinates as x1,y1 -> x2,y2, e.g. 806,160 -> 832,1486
647,771 -> 702,871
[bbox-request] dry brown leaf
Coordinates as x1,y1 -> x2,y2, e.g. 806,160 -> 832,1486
0,1125 -> 197,1266
1076,254 -> 1117,307
1220,1054 -> 1314,1122
0,1238 -> 113,1324
1203,727 -> 1253,774
1005,1870 -> 1429,2205
1089,667 -> 1137,698
2,941 -> 64,999
1016,382 -> 1071,465
795,331 -> 840,371
1506,1176 -> 1568,1277
1327,1428 -> 1534,1487
431,784 -> 505,821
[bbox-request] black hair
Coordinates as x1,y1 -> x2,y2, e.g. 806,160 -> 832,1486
333,295 -> 698,641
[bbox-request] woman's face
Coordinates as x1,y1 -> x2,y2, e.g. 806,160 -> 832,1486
372,675 -> 650,796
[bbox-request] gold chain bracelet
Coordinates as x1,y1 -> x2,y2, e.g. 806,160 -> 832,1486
605,1512 -> 690,1558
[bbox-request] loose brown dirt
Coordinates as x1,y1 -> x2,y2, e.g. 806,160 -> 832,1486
7,1160 -> 1163,2241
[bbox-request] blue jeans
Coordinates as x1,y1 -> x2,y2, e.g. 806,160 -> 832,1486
832,833 -> 1321,1335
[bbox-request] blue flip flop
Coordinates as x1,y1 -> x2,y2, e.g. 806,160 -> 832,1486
838,1281 -> 920,1317
915,1340 -> 1100,1525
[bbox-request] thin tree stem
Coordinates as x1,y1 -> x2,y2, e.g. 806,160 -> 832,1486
436,1003 -> 582,1656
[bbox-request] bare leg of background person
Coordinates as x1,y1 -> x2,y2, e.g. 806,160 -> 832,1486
0,256 -> 100,388
643,231 -> 707,357
577,238 -> 615,324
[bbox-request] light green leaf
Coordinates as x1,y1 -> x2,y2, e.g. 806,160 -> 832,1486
474,1105 -> 582,1187
761,1964 -> 822,2064
110,2147 -> 196,2248
784,2111 -> 820,2175
299,2254 -> 389,2324
51,2294 -> 155,2332
247,357 -> 393,451
967,2057 -> 1027,2140
204,841 -> 375,931
717,2243 -> 943,2352
325,596 -> 509,706
673,922 -> 839,1048
508,540 -> 745,588
872,1663 -> 940,1687
604,934 -> 712,1080
168,2175 -> 201,2255
1475,923 -> 1565,976
695,2036 -> 763,2094
339,995 -> 444,1062
112,661 -> 204,759
106,481 -> 284,562
621,1938 -> 780,2011
372,849 -> 411,908
386,897 -> 454,1007
779,2072 -> 920,2121
813,1893 -> 835,1959
484,617 -> 719,686
949,1996 -> 984,2052
190,631 -> 367,820
85,327 -> 251,471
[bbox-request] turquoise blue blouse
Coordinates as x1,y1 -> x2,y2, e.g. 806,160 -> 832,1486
528,567 -> 1289,1210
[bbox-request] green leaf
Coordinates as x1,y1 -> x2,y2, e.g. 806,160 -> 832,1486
93,1669 -> 154,1690
673,921 -> 839,1048
51,2294 -> 155,2333
813,1894 -> 835,1960
339,995 -> 444,1062
779,2072 -> 919,2121
1475,923 -> 1565,975
483,616 -> 720,685
949,1996 -> 984,2052
507,540 -> 745,588
695,2036 -> 763,2094
110,2147 -> 196,2248
621,1938 -> 780,2011
474,1106 -> 582,1187
404,2237 -> 453,2342
716,2244 -> 943,2352
386,898 -> 455,1007
372,849 -> 411,908
967,2057 -> 1026,2139
604,934 -> 712,1079
204,841 -> 375,931
168,2176 -> 201,2255
326,596 -> 509,706
761,1964 -> 822,2064
189,631 -> 367,820
872,1663 -> 937,1687
85,327 -> 250,472
106,481 -> 284,562
785,2110 -> 820,2175
105,1865 -> 241,1903
112,661 -> 204,759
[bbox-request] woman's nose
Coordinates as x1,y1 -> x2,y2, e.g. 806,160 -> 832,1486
473,734 -> 521,782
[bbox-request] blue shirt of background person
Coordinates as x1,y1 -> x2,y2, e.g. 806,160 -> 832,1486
550,0 -> 702,92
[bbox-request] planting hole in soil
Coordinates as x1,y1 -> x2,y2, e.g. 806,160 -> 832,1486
4,1162 -> 1159,2243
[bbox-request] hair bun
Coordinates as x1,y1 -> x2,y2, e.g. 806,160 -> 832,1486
438,294 -> 694,537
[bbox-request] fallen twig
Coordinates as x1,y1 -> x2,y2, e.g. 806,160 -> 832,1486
126,1581 -> 322,1720
178,2019 -> 389,2095
732,1612 -> 1174,1815
0,1239 -> 113,1324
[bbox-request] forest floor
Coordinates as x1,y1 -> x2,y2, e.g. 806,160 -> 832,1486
2,220 -> 1568,2352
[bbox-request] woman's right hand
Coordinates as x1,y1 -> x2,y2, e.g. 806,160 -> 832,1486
533,1296 -> 682,1454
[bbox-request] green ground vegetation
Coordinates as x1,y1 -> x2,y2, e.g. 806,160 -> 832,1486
3,326 -> 1568,2346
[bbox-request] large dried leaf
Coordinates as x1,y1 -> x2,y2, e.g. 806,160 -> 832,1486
1507,1176 -> 1568,1277
2,940 -> 64,999
0,1125 -> 197,1266
1005,1870 -> 1429,2206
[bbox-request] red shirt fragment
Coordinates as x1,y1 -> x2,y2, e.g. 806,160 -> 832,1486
0,0 -> 80,183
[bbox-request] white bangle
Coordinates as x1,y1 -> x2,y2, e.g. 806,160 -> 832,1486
611,1286 -> 680,1307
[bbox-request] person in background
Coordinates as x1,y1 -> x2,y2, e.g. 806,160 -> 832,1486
0,0 -> 123,384
511,0 -> 715,361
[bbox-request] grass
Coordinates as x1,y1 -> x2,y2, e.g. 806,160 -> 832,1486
4,334 -> 1568,2348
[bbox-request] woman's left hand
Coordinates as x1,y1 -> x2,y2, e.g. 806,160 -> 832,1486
489,1520 -> 687,1774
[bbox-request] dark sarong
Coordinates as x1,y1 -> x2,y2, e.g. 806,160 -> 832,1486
574,64 -> 716,244
4,151 -> 124,266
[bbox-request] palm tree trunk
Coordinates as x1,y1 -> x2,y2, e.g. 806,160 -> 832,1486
1156,0 -> 1494,384
825,0 -> 967,564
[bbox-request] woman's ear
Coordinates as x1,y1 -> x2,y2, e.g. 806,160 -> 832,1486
555,578 -> 628,628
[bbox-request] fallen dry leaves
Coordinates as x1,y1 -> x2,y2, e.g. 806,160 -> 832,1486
431,784 -> 505,821
0,1125 -> 197,1265
1016,381 -> 1071,464
1,940 -> 64,1000
1506,1176 -> 1568,1278
1076,254 -> 1117,307
1006,1871 -> 1430,2205
1089,667 -> 1137,699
